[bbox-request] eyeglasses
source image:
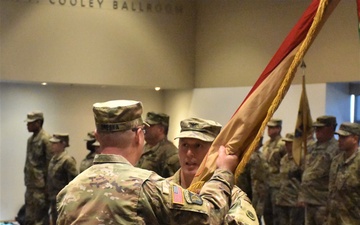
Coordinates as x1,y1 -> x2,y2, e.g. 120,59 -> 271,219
131,127 -> 146,134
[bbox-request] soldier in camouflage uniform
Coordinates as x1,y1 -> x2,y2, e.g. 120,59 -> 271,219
298,115 -> 339,225
262,118 -> 286,225
327,122 -> 360,225
57,100 -> 240,224
136,112 -> 180,177
168,117 -> 259,225
237,137 -> 268,224
24,111 -> 52,225
276,133 -> 304,225
47,133 -> 78,225
79,131 -> 101,173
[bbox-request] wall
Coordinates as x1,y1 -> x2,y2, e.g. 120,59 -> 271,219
0,0 -> 196,89
195,0 -> 359,87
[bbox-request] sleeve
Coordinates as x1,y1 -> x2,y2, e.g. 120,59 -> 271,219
140,169 -> 234,225
65,157 -> 78,182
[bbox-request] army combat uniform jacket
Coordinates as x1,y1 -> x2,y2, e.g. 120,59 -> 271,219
57,154 -> 234,225
136,138 -> 180,177
327,148 -> 360,225
168,169 -> 259,225
79,151 -> 96,173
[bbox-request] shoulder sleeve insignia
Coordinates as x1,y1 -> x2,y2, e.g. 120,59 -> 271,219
162,181 -> 170,195
172,185 -> 184,205
184,190 -> 203,205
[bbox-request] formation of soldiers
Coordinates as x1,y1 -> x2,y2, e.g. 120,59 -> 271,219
23,107 -> 360,225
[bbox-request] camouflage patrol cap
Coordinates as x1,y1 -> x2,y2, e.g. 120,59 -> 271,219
267,118 -> 282,127
93,100 -> 146,133
175,117 -> 222,142
335,122 -> 360,136
282,133 -> 295,142
50,133 -> 70,147
313,115 -> 337,127
84,131 -> 96,141
145,112 -> 169,126
24,111 -> 44,122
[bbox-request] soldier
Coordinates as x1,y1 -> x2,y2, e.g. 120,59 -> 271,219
237,137 -> 268,224
47,133 -> 78,225
168,117 -> 259,225
262,118 -> 286,225
136,112 -> 180,177
24,111 -> 52,225
276,133 -> 304,225
327,122 -> 360,225
57,100 -> 240,224
79,131 -> 100,173
298,115 -> 339,225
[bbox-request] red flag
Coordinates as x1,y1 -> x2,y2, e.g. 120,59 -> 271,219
292,75 -> 314,166
189,0 -> 341,190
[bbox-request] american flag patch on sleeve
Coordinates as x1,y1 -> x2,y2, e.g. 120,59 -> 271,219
172,185 -> 184,205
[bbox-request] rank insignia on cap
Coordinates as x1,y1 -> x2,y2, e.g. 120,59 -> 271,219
184,190 -> 203,205
246,210 -> 256,221
172,185 -> 184,205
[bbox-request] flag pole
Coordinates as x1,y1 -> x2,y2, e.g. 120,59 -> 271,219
300,61 -> 307,166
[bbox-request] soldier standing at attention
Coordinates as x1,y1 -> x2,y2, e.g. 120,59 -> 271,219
79,131 -> 100,173
276,133 -> 304,225
136,112 -> 180,177
168,117 -> 259,225
298,115 -> 339,225
47,133 -> 78,225
327,122 -> 360,225
262,118 -> 286,225
24,111 -> 52,225
57,100 -> 240,224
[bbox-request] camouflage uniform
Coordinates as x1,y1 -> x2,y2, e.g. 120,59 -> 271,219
169,169 -> 259,225
298,137 -> 338,225
136,138 -> 180,177
236,148 -> 268,221
327,123 -> 360,225
79,151 -> 96,172
262,134 -> 285,225
57,154 -> 235,225
24,126 -> 52,225
276,153 -> 304,225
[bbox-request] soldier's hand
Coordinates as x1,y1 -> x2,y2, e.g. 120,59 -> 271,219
216,145 -> 239,173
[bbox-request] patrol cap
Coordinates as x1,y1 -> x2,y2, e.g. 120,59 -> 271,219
335,122 -> 360,136
93,100 -> 146,133
50,133 -> 70,147
24,111 -> 44,122
145,112 -> 169,126
267,119 -> 282,127
175,117 -> 222,142
282,133 -> 295,142
84,131 -> 96,141
313,115 -> 337,127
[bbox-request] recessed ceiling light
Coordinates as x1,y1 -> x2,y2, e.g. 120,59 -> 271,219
155,87 -> 161,91
41,82 -> 47,86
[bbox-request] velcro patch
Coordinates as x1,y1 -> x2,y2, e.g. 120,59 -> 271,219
172,185 -> 184,205
184,190 -> 203,205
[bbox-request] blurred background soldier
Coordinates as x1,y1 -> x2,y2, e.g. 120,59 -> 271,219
79,131 -> 100,173
57,100 -> 240,224
168,117 -> 259,225
237,137 -> 268,224
298,115 -> 338,225
24,111 -> 52,225
136,112 -> 180,177
48,133 -> 78,225
276,133 -> 304,225
262,118 -> 286,225
328,122 -> 360,225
